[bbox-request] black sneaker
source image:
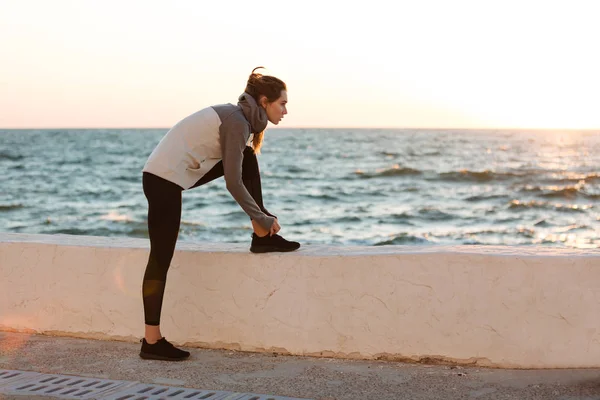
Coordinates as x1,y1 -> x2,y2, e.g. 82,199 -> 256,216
250,233 -> 301,253
139,338 -> 190,361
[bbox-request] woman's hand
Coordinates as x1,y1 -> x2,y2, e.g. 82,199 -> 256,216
270,219 -> 281,236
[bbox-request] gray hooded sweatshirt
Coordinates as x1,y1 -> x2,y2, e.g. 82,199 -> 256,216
142,93 -> 275,230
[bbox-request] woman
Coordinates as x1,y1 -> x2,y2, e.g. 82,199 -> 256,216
139,67 -> 300,361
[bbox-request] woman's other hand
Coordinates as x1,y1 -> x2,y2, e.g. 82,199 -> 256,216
270,219 -> 281,236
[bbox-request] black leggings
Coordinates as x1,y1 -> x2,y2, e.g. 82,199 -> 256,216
142,146 -> 271,325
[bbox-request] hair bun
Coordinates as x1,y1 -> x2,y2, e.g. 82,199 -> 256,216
247,67 -> 266,91
251,66 -> 265,76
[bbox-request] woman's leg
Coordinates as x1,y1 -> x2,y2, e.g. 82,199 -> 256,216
241,147 -> 272,236
190,149 -> 299,253
239,148 -> 300,252
241,147 -> 272,215
190,147 -> 275,237
142,172 -> 182,341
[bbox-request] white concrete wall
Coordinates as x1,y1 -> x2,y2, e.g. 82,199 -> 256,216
1,232 -> 600,368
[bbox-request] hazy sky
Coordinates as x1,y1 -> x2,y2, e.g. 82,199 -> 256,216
1,0 -> 599,129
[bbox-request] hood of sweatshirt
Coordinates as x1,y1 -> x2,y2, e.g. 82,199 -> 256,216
238,92 -> 268,134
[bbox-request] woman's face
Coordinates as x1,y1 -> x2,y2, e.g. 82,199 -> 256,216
262,90 -> 288,125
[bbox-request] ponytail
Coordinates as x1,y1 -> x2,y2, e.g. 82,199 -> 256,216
252,131 -> 264,154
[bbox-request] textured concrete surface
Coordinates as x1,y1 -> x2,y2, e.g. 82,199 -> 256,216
3,233 -> 600,368
2,332 -> 600,400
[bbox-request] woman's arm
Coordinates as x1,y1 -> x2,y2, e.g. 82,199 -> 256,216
220,117 -> 275,231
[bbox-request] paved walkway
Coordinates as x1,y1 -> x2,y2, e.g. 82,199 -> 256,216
2,332 -> 600,399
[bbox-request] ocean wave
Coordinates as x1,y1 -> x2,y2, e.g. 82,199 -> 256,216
359,189 -> 392,197
519,185 -> 598,199
39,225 -> 149,238
41,227 -> 117,236
583,174 -> 600,183
436,170 -> 524,182
553,224 -> 593,233
377,150 -> 441,158
100,211 -> 133,222
583,193 -> 600,200
355,165 -> 422,179
0,152 -> 24,161
269,174 -> 315,181
285,166 -> 308,173
181,220 -> 206,226
437,227 -> 536,241
333,216 -> 362,223
508,200 -> 592,213
553,203 -> 593,212
493,217 -> 523,224
539,187 -> 582,199
127,227 -> 149,237
463,228 -> 509,236
555,173 -> 600,184
406,150 -> 442,157
374,233 -> 430,246
301,193 -> 339,201
533,219 -> 554,227
417,208 -> 455,221
223,210 -> 248,219
380,212 -> 415,225
187,199 -> 210,209
466,194 -> 510,202
462,239 -> 485,245
213,225 -> 253,233
289,219 -> 314,226
515,227 -> 536,238
0,203 -> 24,211
116,175 -> 140,183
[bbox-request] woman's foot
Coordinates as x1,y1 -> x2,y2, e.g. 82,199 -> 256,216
250,233 -> 301,253
139,337 -> 190,361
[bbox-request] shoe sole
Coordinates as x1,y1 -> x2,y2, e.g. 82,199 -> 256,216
250,245 -> 300,254
139,351 -> 190,361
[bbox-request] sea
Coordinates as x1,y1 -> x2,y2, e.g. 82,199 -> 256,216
1,128 -> 599,248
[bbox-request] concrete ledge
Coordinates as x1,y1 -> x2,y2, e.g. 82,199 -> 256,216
1,232 -> 600,368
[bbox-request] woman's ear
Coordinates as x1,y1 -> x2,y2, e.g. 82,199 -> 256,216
259,95 -> 268,109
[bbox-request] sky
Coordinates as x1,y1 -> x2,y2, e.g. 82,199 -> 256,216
1,0 -> 599,129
